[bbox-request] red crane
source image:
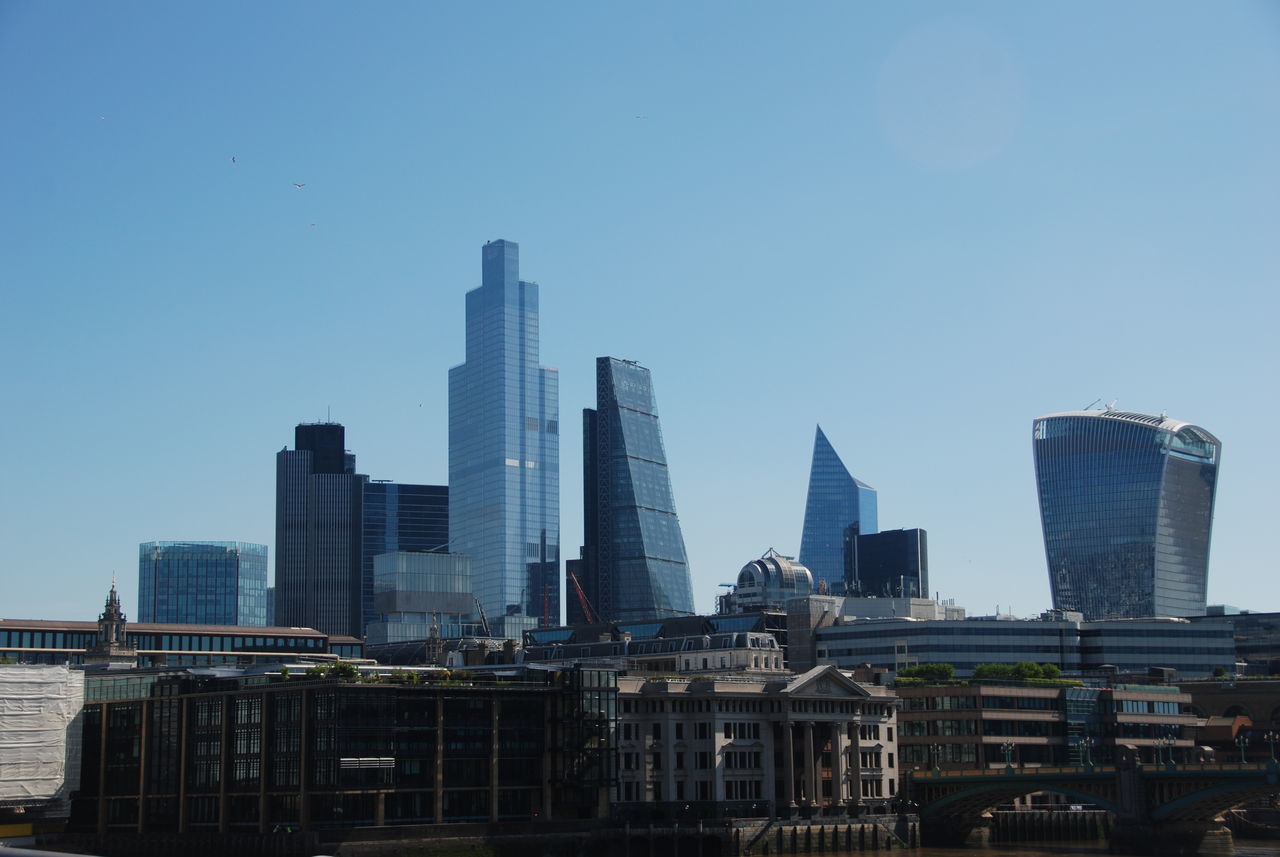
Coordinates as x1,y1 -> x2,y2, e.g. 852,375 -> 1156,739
566,568 -> 599,624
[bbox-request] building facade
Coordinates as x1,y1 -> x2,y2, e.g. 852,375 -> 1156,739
448,240 -> 559,638
138,541 -> 269,627
571,357 -> 694,625
70,664 -> 615,834
275,423 -> 367,638
614,665 -> 899,818
361,482 -> 449,633
799,426 -> 878,594
365,552 -> 478,644
809,611 -> 1235,679
844,527 -> 928,599
0,664 -> 84,818
895,681 -> 1198,772
1033,408 -> 1221,619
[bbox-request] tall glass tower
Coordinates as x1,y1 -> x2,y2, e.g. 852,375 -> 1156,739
572,357 -> 695,624
1033,408 -> 1221,619
448,240 -> 559,638
798,425 -> 878,594
138,541 -> 269,626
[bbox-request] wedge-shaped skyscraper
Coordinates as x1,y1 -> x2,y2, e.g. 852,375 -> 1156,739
569,357 -> 695,624
1033,408 -> 1220,619
798,425 -> 878,593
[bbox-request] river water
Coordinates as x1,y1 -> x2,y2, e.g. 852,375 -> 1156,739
820,843 -> 1280,857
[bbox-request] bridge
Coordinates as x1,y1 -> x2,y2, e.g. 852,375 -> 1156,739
910,758 -> 1280,855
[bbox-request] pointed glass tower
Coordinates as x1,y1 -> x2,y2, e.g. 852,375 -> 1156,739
798,426 -> 877,593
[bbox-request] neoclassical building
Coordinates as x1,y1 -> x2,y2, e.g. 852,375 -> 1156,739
615,664 -> 899,818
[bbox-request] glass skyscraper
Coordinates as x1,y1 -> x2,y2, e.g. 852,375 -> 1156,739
448,240 -> 559,638
138,541 -> 269,626
275,422 -> 367,637
361,482 -> 448,633
798,425 -> 878,594
1033,408 -> 1221,619
572,357 -> 695,624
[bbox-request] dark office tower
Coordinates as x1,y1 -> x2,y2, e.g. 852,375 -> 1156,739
275,422 -> 367,637
1033,408 -> 1221,619
843,526 -> 929,598
138,541 -> 269,626
449,240 -> 559,638
361,482 -> 449,631
798,425 -> 878,593
572,357 -> 695,625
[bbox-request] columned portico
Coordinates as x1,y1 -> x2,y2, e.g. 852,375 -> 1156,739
614,665 -> 899,820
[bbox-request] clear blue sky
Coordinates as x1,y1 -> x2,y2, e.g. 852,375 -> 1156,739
2,2 -> 1276,623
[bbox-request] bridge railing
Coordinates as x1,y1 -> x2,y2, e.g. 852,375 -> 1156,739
911,761 -> 1276,780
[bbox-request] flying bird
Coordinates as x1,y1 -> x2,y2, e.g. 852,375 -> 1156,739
230,156 -> 236,164
293,183 -> 305,189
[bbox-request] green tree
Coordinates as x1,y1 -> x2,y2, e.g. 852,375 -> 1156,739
972,663 -> 1015,679
897,663 -> 956,681
1012,662 -> 1045,680
1039,663 -> 1062,680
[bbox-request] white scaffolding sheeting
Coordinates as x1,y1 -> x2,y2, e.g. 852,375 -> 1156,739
0,665 -> 85,804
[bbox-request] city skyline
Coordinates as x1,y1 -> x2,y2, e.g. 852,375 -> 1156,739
2,3 -> 1276,623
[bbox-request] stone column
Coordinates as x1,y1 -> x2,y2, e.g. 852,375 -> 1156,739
804,721 -> 817,807
831,722 -> 844,806
784,721 -> 796,810
849,712 -> 862,810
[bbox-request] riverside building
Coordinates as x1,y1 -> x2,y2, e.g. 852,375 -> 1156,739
614,664 -> 899,818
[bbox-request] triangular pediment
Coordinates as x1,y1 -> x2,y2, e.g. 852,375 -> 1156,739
782,664 -> 873,698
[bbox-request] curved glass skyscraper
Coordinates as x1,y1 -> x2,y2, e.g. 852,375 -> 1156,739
1033,409 -> 1221,619
572,357 -> 695,623
798,425 -> 878,594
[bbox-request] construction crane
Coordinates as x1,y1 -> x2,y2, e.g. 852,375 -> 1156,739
473,597 -> 492,637
566,568 -> 600,625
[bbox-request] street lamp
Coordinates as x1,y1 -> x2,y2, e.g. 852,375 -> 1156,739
1265,731 -> 1278,763
1236,732 -> 1250,765
1001,741 -> 1015,769
932,744 -> 944,772
1079,736 -> 1095,769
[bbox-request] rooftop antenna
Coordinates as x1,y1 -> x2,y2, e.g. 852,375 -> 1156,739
1083,398 -> 1102,410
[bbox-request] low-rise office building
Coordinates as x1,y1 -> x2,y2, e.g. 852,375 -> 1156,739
70,663 -> 616,834
614,664 -> 899,818
895,680 -> 1199,772
800,600 -> 1234,679
1,586 -> 362,668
